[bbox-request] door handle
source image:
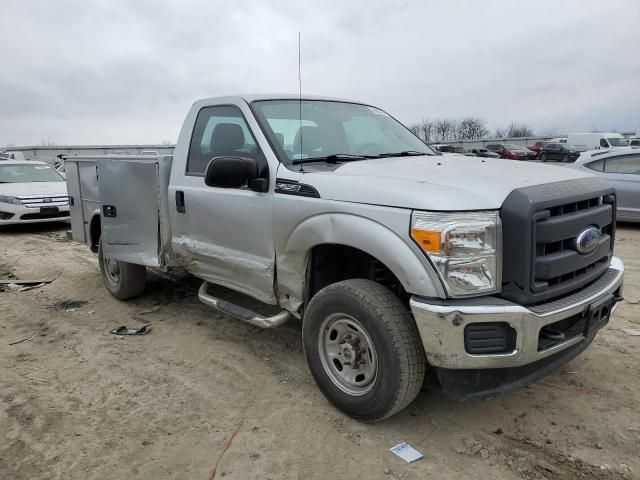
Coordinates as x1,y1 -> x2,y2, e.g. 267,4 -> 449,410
176,191 -> 185,213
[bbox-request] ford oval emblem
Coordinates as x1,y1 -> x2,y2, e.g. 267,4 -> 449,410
575,226 -> 600,255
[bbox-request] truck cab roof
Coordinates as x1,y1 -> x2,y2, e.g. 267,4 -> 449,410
193,93 -> 365,107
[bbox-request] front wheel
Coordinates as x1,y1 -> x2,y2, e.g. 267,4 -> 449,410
540,153 -> 548,162
562,154 -> 569,163
302,279 -> 426,422
98,240 -> 146,300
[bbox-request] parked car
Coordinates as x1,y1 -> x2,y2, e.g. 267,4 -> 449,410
471,148 -> 500,158
0,161 -> 70,224
629,138 -> 640,148
567,133 -> 628,152
485,143 -> 531,160
539,143 -> 581,162
549,137 -> 568,145
527,141 -> 550,154
568,150 -> 640,222
65,94 -> 623,422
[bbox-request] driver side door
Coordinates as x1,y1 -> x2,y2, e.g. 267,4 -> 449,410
169,104 -> 277,304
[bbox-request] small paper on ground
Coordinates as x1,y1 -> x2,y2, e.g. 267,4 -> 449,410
622,328 -> 640,336
390,442 -> 424,463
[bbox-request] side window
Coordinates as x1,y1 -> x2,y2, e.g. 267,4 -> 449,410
603,155 -> 640,174
599,138 -> 609,148
586,159 -> 604,172
187,105 -> 258,175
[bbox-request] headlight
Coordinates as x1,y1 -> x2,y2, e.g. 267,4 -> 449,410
411,211 -> 501,296
0,195 -> 21,205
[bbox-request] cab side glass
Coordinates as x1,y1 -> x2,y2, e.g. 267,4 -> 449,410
599,139 -> 609,148
603,155 -> 640,174
187,105 -> 259,175
586,159 -> 604,172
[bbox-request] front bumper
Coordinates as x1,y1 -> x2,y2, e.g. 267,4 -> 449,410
411,256 -> 624,370
0,203 -> 70,225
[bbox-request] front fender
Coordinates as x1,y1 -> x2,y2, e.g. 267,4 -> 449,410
276,212 -> 445,311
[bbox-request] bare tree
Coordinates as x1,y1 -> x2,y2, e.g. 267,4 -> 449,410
39,138 -> 57,146
160,139 -> 173,145
457,117 -> 489,140
420,119 -> 435,142
505,122 -> 534,138
434,119 -> 457,142
408,124 -> 421,137
494,127 -> 508,139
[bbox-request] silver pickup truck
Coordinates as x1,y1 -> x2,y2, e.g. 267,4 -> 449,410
65,94 -> 624,422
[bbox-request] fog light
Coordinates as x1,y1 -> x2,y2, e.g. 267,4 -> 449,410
0,211 -> 15,220
464,322 -> 516,355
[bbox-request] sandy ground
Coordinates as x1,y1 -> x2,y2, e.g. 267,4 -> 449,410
1,222 -> 639,480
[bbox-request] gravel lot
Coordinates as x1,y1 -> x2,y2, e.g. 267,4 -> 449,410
1,221 -> 639,480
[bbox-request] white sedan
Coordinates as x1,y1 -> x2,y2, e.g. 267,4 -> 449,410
0,161 -> 70,225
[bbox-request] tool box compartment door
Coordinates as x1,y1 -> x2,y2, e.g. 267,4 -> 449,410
97,158 -> 161,266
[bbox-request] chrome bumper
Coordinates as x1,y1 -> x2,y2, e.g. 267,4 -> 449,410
411,256 -> 624,369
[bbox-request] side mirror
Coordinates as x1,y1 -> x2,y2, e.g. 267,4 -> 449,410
204,156 -> 266,191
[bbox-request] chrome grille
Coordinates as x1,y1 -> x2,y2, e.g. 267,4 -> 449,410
16,194 -> 69,208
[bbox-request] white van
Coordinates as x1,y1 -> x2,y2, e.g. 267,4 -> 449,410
0,151 -> 26,161
567,133 -> 627,151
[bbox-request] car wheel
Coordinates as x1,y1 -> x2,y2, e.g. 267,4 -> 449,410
98,240 -> 146,300
562,154 -> 569,163
541,153 -> 547,162
302,279 -> 426,422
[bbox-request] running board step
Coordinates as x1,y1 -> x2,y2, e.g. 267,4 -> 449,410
197,282 -> 291,329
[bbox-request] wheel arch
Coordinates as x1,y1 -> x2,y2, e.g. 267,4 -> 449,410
275,212 -> 444,313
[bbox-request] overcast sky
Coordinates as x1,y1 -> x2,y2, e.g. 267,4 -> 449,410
1,0 -> 639,146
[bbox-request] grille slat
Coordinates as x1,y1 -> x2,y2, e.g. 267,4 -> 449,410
16,195 -> 69,209
500,179 -> 615,306
533,195 -> 614,299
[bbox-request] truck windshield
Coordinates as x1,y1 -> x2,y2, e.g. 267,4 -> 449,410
0,164 -> 64,183
252,100 -> 435,165
608,138 -> 628,147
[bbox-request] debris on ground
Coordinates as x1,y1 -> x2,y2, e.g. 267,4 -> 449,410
110,325 -> 152,336
136,306 -> 161,316
0,278 -> 54,292
52,299 -> 88,311
8,331 -> 38,346
208,418 -> 245,480
622,328 -> 640,336
390,442 -> 424,464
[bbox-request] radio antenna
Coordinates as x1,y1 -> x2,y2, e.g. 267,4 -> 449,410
298,31 -> 304,172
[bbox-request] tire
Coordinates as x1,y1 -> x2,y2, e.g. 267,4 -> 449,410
562,154 -> 569,163
302,279 -> 426,422
541,153 -> 548,162
98,240 -> 146,300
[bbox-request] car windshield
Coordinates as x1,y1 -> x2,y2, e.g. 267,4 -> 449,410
608,138 -> 628,147
252,100 -> 435,165
0,164 -> 64,183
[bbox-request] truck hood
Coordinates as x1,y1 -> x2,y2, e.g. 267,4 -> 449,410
303,155 -> 595,210
0,182 -> 68,197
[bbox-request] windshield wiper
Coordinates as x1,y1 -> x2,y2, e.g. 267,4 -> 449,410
292,154 -> 372,165
373,151 -> 430,158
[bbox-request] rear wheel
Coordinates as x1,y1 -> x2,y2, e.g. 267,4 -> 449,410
98,240 -> 146,300
302,279 -> 426,422
540,153 -> 548,162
